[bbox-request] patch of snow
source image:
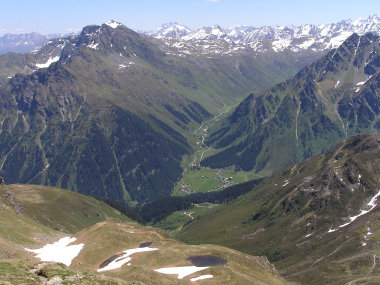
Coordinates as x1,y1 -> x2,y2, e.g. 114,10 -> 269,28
305,233 -> 312,238
328,228 -> 337,233
353,18 -> 365,26
98,247 -> 158,272
362,242 -> 367,246
338,190 -> 380,229
119,62 -> 134,69
272,39 -> 291,52
282,180 -> 289,187
355,87 -> 361,93
356,81 -> 366,86
335,81 -> 340,88
155,266 -> 209,279
36,56 -> 60,68
41,164 -> 50,173
211,26 -> 225,37
88,43 -> 99,50
191,275 -> 214,282
354,37 -> 361,57
106,20 -> 121,29
329,31 -> 353,48
299,39 -> 315,49
173,42 -> 185,49
25,237 -> 84,266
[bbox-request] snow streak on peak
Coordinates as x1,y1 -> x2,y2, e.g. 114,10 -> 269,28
106,20 -> 122,29
35,56 -> 60,68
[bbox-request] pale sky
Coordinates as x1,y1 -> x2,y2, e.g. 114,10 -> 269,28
1,0 -> 379,35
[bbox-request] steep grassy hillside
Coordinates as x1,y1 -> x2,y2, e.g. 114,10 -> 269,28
178,134 -> 380,284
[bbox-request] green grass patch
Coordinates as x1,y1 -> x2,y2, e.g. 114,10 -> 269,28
172,168 -> 261,195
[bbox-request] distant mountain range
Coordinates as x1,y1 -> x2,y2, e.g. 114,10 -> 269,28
146,15 -> 380,55
2,15 -> 379,57
0,32 -> 68,54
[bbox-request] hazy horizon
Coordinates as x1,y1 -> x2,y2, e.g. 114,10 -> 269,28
1,0 -> 379,36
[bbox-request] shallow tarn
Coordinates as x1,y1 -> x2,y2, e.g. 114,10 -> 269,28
139,242 -> 153,248
186,255 -> 227,267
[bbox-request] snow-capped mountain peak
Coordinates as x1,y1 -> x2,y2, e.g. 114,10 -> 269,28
105,20 -> 122,29
147,23 -> 192,39
146,15 -> 380,55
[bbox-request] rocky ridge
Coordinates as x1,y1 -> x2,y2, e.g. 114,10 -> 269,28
147,15 -> 380,55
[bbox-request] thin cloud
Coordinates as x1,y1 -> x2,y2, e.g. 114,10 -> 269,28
205,0 -> 220,2
13,28 -> 24,33
0,28 -> 7,36
66,27 -> 80,33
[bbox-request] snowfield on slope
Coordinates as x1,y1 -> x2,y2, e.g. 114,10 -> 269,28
35,56 -> 60,68
97,247 -> 158,272
328,190 -> 380,233
25,237 -> 84,266
155,266 -> 210,279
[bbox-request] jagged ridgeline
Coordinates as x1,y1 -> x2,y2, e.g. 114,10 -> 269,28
0,20 -> 320,203
201,33 -> 380,175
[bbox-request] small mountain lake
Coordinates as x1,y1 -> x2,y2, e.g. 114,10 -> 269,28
186,255 -> 227,267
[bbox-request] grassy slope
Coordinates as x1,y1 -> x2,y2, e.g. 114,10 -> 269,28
172,168 -> 261,195
177,134 -> 380,284
70,219 -> 289,285
0,184 -> 289,284
6,184 -> 130,233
